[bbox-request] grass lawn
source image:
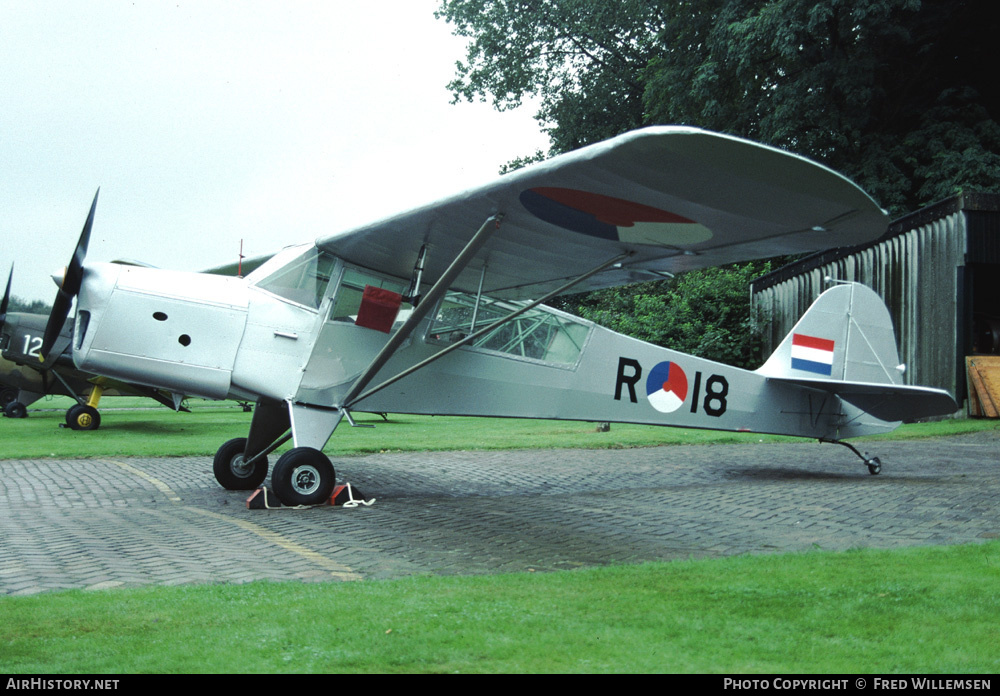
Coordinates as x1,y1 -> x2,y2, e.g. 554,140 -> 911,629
1,398 -> 998,673
1,542 -> 998,673
5,395 -> 999,459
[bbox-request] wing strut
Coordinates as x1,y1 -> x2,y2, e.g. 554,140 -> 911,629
337,214 -> 504,410
343,251 -> 629,410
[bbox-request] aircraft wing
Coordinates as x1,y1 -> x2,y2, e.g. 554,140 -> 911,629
203,252 -> 274,278
316,126 -> 889,300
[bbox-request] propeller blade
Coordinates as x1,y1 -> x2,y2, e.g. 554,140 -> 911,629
41,189 -> 99,360
1,264 -> 11,326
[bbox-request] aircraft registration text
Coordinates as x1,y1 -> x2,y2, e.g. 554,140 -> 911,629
614,356 -> 728,417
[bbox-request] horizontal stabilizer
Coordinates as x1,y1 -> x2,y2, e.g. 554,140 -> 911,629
765,376 -> 958,422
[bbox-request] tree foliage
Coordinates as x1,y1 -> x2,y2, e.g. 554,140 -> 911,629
6,296 -> 51,315
437,0 -> 1000,364
439,0 -> 1000,213
567,261 -> 772,368
642,0 -> 1000,214
436,0 -> 665,151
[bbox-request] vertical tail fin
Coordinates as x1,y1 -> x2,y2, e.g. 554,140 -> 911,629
757,282 -> 904,385
756,282 -> 957,423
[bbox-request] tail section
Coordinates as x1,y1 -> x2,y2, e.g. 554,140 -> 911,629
757,283 -> 957,423
758,282 -> 903,385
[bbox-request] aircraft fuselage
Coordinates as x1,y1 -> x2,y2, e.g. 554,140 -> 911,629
72,244 -> 898,454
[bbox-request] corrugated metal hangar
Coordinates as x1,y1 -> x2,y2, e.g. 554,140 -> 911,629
751,192 -> 1000,417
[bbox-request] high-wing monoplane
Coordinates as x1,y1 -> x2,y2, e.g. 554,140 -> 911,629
1,267 -> 185,428
40,127 -> 958,505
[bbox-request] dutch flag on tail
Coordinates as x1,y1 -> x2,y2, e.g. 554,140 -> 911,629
790,333 -> 835,376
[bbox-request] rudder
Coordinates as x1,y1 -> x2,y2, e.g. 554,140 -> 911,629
757,282 -> 904,385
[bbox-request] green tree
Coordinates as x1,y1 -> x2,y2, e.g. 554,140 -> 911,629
440,0 -> 1000,212
643,0 -> 1000,214
436,0 -> 665,152
569,261 -> 772,368
437,0 -> 1000,364
6,296 -> 51,315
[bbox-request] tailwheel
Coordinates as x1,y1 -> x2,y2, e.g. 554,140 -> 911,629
821,438 -> 883,475
213,437 -> 268,490
66,404 -> 101,430
271,447 -> 335,507
866,457 -> 882,476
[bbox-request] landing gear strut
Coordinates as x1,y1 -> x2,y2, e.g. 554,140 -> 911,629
821,438 -> 882,475
57,382 -> 106,431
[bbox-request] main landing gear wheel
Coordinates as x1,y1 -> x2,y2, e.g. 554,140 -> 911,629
0,388 -> 16,409
271,447 -> 336,507
65,404 -> 101,431
213,437 -> 268,490
4,401 -> 27,419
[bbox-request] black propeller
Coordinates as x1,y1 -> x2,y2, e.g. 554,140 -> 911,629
1,264 -> 11,328
0,265 -> 12,348
41,189 -> 99,361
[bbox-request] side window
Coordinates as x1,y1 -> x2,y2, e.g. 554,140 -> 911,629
429,291 -> 591,367
255,247 -> 337,310
329,268 -> 410,325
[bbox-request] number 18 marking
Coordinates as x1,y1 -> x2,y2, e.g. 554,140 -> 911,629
689,372 -> 728,417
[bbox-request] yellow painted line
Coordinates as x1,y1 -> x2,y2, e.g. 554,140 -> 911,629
109,459 -> 361,581
110,459 -> 182,502
185,506 -> 362,581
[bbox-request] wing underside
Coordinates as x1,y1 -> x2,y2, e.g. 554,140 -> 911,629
316,126 -> 889,300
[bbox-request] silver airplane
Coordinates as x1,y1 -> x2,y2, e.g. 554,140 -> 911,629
40,127 -> 958,506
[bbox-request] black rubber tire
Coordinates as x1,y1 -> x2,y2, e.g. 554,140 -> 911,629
213,437 -> 268,490
66,404 -> 101,430
271,447 -> 336,507
0,387 -> 16,408
4,401 -> 27,419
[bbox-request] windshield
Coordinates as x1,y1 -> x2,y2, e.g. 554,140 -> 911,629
254,246 -> 337,309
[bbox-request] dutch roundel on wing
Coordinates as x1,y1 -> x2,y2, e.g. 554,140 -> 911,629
519,187 -> 714,246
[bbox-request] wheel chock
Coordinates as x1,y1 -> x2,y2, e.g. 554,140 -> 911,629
246,487 -> 283,509
247,484 -> 375,510
329,483 -> 375,507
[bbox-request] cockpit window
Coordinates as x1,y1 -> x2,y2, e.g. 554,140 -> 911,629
255,247 -> 337,309
429,291 -> 591,367
329,268 -> 410,324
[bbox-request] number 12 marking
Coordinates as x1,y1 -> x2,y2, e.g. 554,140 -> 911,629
23,334 -> 43,358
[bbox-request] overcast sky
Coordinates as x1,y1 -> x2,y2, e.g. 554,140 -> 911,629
1,1 -> 549,303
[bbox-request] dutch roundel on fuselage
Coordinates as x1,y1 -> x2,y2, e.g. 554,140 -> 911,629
645,361 -> 689,413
